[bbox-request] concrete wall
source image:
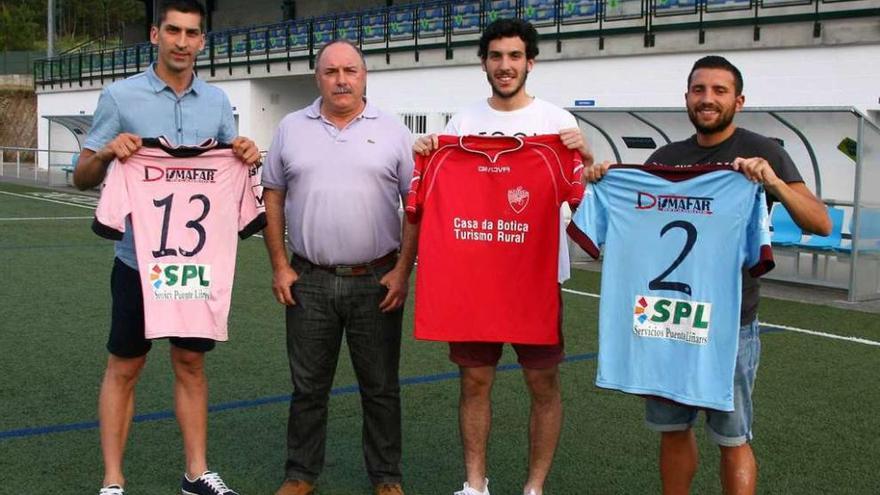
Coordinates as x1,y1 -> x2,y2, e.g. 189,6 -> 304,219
250,75 -> 320,148
362,44 -> 880,120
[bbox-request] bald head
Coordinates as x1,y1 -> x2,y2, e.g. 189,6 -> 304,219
315,40 -> 367,73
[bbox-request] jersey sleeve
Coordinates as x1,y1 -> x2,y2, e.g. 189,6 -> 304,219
238,166 -> 267,239
396,124 -> 416,199
566,148 -> 585,208
92,161 -> 130,240
746,186 -> 775,277
566,182 -> 606,259
404,152 -> 428,224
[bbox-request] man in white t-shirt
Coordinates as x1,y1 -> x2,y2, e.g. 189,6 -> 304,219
413,18 -> 594,495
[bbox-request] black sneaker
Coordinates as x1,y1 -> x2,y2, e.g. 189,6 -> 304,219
181,471 -> 239,495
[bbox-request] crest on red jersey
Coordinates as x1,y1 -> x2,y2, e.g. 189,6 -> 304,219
507,186 -> 530,214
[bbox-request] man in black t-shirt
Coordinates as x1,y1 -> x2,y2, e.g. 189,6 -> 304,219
584,56 -> 831,495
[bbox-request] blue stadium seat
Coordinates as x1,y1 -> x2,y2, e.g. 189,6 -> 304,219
523,0 -> 557,25
231,35 -> 247,56
250,33 -> 267,52
214,38 -> 229,56
485,0 -> 517,23
452,1 -> 481,33
561,0 -> 598,23
419,5 -> 446,37
289,23 -> 309,50
313,19 -> 335,46
389,9 -> 415,40
337,16 -> 360,42
705,0 -> 752,10
798,207 -> 844,250
770,203 -> 802,246
839,207 -> 880,253
268,27 -> 286,50
361,12 -> 386,43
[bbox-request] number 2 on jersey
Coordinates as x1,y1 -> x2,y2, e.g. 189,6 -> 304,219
152,193 -> 211,257
648,220 -> 697,296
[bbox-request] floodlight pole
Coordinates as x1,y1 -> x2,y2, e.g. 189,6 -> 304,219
47,0 -> 56,58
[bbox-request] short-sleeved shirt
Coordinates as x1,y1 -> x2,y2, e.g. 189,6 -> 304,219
645,127 -> 803,324
569,165 -> 774,410
82,63 -> 238,269
445,97 -> 578,282
406,135 -> 584,344
262,97 -> 414,265
93,138 -> 265,341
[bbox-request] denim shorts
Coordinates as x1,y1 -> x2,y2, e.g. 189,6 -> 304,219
644,318 -> 761,447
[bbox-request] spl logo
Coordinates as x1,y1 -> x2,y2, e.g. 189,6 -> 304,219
507,186 -> 530,214
149,263 -> 212,300
633,295 -> 712,345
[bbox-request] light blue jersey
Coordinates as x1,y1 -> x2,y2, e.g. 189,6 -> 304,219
569,166 -> 774,411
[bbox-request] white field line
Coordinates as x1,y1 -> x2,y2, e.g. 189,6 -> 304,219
0,216 -> 92,221
0,190 -> 96,210
561,287 -> 880,347
0,189 -> 267,241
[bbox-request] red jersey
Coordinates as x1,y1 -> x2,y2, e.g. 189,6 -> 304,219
406,135 -> 584,344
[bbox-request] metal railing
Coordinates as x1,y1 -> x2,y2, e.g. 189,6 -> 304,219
0,147 -> 79,187
32,0 -> 879,89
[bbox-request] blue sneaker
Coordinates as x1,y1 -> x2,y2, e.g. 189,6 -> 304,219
181,471 -> 239,495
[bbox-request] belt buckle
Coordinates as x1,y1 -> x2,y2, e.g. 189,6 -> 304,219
335,265 -> 368,276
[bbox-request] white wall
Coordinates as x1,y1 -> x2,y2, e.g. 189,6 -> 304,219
249,75 -> 319,150
37,89 -> 102,167
365,44 -> 880,115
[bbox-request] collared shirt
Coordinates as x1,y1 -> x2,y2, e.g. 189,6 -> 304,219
262,97 -> 414,265
83,63 -> 237,268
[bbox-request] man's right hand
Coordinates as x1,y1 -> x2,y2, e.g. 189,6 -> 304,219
412,134 -> 439,156
583,160 -> 612,183
272,264 -> 299,306
98,133 -> 142,163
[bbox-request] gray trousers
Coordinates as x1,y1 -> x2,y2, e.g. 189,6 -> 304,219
284,255 -> 403,485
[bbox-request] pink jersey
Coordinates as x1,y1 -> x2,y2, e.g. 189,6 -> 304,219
93,138 -> 266,341
406,135 -> 584,344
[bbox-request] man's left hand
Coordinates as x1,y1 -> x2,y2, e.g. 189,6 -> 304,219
378,266 -> 409,313
732,156 -> 783,190
559,127 -> 594,166
231,136 -> 261,165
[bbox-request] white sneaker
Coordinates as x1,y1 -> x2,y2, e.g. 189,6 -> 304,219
523,489 -> 540,495
99,485 -> 124,495
454,478 -> 490,495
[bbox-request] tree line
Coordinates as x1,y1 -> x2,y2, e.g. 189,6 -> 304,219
1,0 -> 144,52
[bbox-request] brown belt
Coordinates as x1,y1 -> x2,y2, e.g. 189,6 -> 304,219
293,251 -> 398,276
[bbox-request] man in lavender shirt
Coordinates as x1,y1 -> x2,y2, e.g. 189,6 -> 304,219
262,40 -> 417,495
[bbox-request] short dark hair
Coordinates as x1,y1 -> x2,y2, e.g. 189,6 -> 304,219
157,0 -> 206,28
478,18 -> 539,61
688,55 -> 743,95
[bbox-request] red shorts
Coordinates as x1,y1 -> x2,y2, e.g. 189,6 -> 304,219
449,290 -> 564,369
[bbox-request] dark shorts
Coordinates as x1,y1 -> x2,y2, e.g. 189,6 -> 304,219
448,289 -> 564,370
108,258 -> 216,358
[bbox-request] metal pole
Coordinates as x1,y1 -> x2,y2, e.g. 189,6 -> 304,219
847,116 -> 865,303
48,0 -> 56,58
16,150 -> 21,178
